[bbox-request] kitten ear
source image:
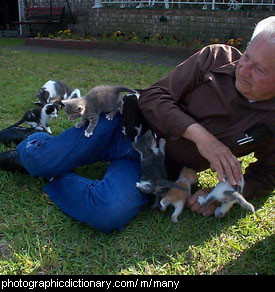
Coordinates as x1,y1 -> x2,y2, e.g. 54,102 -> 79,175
53,100 -> 63,108
34,101 -> 43,107
60,100 -> 68,107
37,88 -> 43,98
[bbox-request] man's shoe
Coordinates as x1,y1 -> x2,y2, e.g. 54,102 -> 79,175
0,150 -> 26,173
0,126 -> 44,146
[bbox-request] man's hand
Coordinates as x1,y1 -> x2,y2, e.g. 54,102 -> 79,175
187,189 -> 219,216
182,123 -> 243,185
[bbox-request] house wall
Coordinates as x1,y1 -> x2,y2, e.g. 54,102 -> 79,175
18,0 -> 274,43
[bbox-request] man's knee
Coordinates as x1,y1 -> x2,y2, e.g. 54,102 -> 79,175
86,198 -> 140,233
16,132 -> 53,178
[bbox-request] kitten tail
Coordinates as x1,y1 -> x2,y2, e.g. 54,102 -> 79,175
8,118 -> 26,128
114,86 -> 137,96
224,191 -> 255,213
158,179 -> 188,192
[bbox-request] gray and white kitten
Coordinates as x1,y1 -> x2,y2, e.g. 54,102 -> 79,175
62,85 -> 136,138
197,176 -> 255,218
9,103 -> 59,134
36,80 -> 81,106
133,130 -> 187,209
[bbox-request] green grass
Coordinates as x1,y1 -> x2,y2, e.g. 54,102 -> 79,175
0,39 -> 274,275
0,37 -> 26,47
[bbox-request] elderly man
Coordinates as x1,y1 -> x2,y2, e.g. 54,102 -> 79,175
138,16 -> 275,216
0,17 -> 274,232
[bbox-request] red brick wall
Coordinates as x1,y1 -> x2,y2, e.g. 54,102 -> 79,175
19,0 -> 274,43
84,8 -> 274,43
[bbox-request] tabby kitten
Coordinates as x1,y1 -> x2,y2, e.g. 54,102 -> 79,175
62,85 -> 136,137
133,130 -> 187,209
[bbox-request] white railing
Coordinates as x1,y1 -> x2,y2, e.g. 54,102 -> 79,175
93,0 -> 275,10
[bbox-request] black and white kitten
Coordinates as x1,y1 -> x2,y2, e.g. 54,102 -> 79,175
9,103 -> 59,134
121,90 -> 149,142
197,176 -> 255,218
36,80 -> 81,106
133,130 -> 186,209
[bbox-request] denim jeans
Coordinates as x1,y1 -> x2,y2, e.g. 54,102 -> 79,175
17,114 -> 150,233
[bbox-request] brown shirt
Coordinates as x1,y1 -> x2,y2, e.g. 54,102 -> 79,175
138,44 -> 275,199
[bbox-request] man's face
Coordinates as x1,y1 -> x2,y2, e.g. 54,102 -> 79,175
235,34 -> 275,101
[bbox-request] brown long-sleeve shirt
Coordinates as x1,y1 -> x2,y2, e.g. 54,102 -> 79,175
138,44 -> 275,199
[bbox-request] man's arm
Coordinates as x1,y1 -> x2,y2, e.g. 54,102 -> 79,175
182,123 -> 242,185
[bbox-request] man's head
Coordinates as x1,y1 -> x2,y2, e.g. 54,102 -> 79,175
235,16 -> 275,102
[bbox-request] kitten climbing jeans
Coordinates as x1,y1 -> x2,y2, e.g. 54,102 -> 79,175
16,114 -> 150,233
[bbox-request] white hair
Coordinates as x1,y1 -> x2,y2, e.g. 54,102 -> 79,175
251,16 -> 275,42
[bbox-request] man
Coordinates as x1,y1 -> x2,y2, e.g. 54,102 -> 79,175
138,16 -> 275,216
0,17 -> 274,232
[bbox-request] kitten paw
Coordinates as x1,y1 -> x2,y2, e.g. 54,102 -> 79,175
84,130 -> 93,138
214,207 -> 226,218
160,199 -> 169,212
105,113 -> 114,121
136,182 -> 143,191
121,127 -> 126,136
197,196 -> 207,206
171,214 -> 179,223
136,181 -> 152,193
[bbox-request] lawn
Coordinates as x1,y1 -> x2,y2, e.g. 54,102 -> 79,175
0,39 -> 274,275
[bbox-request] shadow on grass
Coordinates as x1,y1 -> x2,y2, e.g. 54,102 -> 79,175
215,234 -> 275,275
0,137 -> 273,275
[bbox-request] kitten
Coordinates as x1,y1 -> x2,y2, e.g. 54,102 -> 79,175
9,103 -> 59,134
133,130 -> 187,209
35,80 -> 81,106
121,90 -> 149,142
197,176 -> 255,218
160,167 -> 198,223
62,85 -> 136,138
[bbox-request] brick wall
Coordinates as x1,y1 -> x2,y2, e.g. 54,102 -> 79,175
19,0 -> 274,43
85,8 -> 274,43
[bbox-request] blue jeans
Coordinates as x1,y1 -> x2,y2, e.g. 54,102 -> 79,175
16,114 -> 150,233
